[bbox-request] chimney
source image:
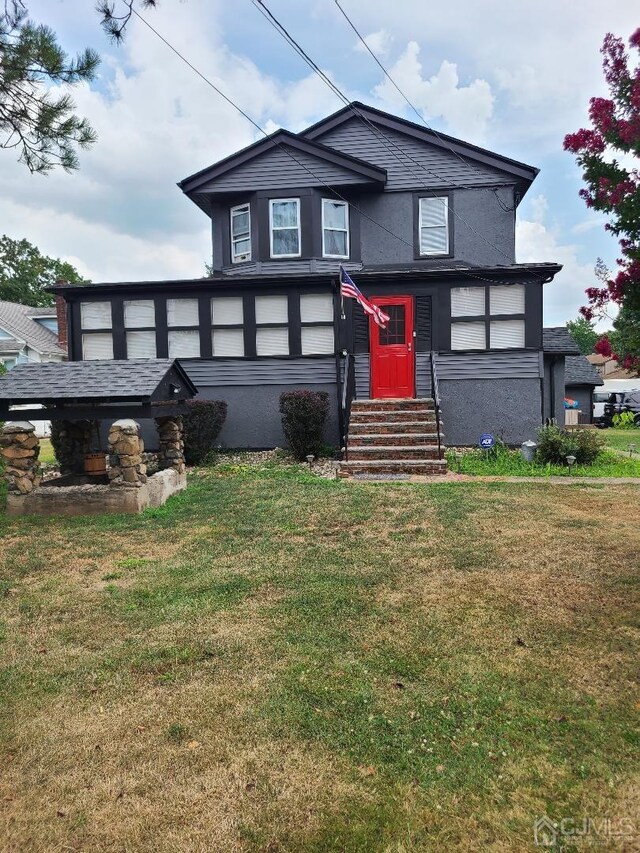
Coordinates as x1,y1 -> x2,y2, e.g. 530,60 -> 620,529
55,284 -> 69,358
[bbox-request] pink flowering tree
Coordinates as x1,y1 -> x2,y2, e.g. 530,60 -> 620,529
564,29 -> 640,374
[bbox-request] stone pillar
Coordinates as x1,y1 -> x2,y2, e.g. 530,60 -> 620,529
1,422 -> 41,494
107,419 -> 146,486
155,415 -> 186,474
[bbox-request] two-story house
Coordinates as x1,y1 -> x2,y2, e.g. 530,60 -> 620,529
52,102 -> 564,465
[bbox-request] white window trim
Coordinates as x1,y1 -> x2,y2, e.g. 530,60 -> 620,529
230,203 -> 251,264
321,199 -> 349,259
269,198 -> 301,259
419,196 -> 450,256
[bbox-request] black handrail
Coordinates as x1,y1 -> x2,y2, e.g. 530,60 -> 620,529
341,351 -> 351,454
430,351 -> 443,459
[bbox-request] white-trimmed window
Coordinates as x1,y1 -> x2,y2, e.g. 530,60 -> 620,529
124,299 -> 156,358
269,199 -> 301,258
211,296 -> 244,356
322,199 -> 349,258
230,203 -> 251,263
419,196 -> 449,255
450,284 -> 526,350
255,294 -> 289,355
167,298 -> 200,358
81,301 -> 113,360
300,293 -> 334,355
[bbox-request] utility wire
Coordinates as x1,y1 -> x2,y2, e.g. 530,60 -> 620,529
253,0 -> 540,278
132,9 -> 546,287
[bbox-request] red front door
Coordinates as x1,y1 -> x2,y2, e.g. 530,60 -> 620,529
369,295 -> 415,399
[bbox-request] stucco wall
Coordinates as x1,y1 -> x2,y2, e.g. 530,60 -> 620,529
439,378 -> 542,446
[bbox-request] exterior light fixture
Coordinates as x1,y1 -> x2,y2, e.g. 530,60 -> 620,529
454,451 -> 463,473
566,454 -> 576,472
306,454 -> 315,468
628,443 -> 636,458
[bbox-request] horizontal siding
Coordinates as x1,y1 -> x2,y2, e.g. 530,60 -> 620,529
316,122 -> 510,191
354,354 -> 369,398
180,357 -> 336,386
222,260 -> 363,277
436,351 -> 542,379
200,146 -> 370,193
416,353 -> 432,397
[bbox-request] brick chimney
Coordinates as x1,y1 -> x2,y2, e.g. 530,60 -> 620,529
55,285 -> 69,358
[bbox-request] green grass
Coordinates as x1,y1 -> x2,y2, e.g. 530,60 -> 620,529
602,427 -> 640,454
448,446 -> 640,477
38,436 -> 56,465
0,466 -> 638,850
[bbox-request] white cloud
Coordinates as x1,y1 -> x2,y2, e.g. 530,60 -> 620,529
372,43 -> 494,141
355,29 -> 393,58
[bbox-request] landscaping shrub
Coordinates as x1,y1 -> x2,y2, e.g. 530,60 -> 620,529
612,411 -> 637,429
279,390 -> 329,460
183,400 -> 227,465
536,423 -> 604,466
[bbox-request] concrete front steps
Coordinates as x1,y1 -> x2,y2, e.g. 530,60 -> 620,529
339,398 -> 448,477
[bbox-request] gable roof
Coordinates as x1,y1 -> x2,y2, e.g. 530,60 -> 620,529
302,102 -> 539,189
179,128 -> 386,196
0,300 -> 65,357
565,355 -> 604,386
0,359 -> 197,405
543,327 -> 581,355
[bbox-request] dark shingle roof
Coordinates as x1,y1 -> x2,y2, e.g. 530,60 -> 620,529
0,359 -> 197,403
543,327 -> 581,355
565,355 -> 604,387
0,300 -> 65,357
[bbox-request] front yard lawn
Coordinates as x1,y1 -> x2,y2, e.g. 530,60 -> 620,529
603,427 -> 640,454
1,465 -> 638,850
448,446 -> 640,478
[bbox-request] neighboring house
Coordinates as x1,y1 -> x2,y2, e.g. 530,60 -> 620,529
565,355 -> 604,424
52,101 -> 567,450
586,353 -> 635,381
0,301 -> 66,370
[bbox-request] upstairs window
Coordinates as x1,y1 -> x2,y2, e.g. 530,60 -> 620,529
300,293 -> 334,354
124,299 -> 156,358
167,298 -> 200,358
450,285 -> 526,351
211,297 -> 244,356
255,295 -> 289,355
322,200 -> 349,259
81,301 -> 113,360
270,199 -> 300,258
230,203 -> 251,263
419,196 -> 450,256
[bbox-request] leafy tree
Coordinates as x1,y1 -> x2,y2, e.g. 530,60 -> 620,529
1,1 -> 160,173
595,300 -> 640,372
0,235 -> 88,306
564,28 -> 640,374
566,316 -> 599,354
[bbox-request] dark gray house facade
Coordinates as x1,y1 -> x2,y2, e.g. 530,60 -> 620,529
53,102 -> 565,449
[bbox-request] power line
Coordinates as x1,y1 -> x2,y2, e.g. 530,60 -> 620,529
252,0 -> 542,280
132,9 -> 544,288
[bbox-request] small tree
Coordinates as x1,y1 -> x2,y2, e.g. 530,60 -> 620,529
279,390 -> 329,460
566,316 -> 599,354
564,29 -> 640,374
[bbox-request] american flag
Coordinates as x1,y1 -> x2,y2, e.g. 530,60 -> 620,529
339,265 -> 390,329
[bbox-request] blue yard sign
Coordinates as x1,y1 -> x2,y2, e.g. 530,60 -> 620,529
479,433 -> 495,450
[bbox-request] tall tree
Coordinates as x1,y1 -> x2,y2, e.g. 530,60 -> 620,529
564,28 -> 640,374
0,235 -> 88,306
566,316 -> 599,354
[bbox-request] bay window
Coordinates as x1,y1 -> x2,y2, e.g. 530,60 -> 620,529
322,199 -> 349,258
269,199 -> 300,258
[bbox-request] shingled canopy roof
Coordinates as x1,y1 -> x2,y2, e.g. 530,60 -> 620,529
0,359 -> 197,421
542,327 -> 581,355
565,356 -> 604,387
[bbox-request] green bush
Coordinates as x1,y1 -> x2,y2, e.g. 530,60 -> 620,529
183,399 -> 227,465
536,424 -> 604,466
612,411 -> 637,430
279,390 -> 329,460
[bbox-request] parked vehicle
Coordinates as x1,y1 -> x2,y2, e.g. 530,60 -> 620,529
593,380 -> 640,425
603,389 -> 640,426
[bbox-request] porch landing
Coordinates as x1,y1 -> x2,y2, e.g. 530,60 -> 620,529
339,398 -> 447,477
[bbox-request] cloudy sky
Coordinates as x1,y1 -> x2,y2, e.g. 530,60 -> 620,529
2,0 -> 637,325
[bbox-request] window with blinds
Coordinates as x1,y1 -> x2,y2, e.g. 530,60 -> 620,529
255,295 -> 288,355
449,284 -> 526,350
167,298 -> 199,327
300,293 -> 334,354
168,330 -> 200,358
82,333 -> 114,360
489,284 -> 525,315
81,301 -> 112,329
124,299 -> 156,359
451,322 -> 486,351
167,298 -> 200,358
451,287 -> 485,317
322,200 -> 349,259
81,301 -> 113,360
419,196 -> 449,255
490,319 -> 525,348
211,296 -> 244,356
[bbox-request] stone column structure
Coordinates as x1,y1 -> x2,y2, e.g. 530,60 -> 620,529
1,422 -> 41,494
155,415 -> 186,474
107,419 -> 146,486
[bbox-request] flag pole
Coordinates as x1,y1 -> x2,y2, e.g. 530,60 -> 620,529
339,264 -> 346,319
